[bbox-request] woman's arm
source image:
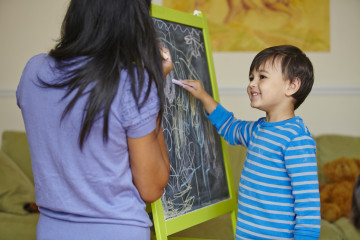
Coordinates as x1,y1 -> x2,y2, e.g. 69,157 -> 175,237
127,46 -> 172,203
127,119 -> 170,203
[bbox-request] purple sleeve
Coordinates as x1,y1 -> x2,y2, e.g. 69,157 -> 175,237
118,72 -> 160,138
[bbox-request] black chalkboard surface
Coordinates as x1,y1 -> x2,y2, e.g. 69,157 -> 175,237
154,17 -> 229,220
150,5 -> 237,239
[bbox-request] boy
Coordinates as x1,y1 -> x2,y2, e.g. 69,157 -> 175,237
179,45 -> 321,239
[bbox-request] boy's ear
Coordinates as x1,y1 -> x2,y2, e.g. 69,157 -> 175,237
286,77 -> 301,96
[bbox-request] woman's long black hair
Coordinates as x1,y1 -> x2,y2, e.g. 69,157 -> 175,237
44,0 -> 164,148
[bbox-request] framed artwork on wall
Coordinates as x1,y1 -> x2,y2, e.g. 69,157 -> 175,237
164,0 -> 330,52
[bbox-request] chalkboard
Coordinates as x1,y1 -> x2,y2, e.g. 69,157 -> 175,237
150,5 -> 237,239
154,17 -> 229,220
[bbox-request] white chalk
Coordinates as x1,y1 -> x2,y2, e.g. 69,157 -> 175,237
172,79 -> 194,89
172,79 -> 185,87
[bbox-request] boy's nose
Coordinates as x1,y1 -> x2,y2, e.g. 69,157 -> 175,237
249,81 -> 256,88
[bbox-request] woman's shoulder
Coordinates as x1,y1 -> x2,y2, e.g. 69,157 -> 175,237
22,53 -> 58,78
27,53 -> 50,64
23,53 -> 54,71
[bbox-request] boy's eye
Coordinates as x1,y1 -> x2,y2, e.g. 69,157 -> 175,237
249,76 -> 254,81
260,75 -> 266,79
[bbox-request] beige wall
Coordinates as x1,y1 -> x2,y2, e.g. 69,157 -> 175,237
1,0 -> 359,143
0,0 -> 69,139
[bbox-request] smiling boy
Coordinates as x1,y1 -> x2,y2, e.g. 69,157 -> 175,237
179,45 -> 321,239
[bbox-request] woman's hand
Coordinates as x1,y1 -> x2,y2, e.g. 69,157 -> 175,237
159,46 -> 173,77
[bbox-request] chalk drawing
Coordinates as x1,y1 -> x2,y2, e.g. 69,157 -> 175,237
153,18 -> 229,220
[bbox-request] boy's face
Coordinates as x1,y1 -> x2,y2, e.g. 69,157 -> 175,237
247,59 -> 292,116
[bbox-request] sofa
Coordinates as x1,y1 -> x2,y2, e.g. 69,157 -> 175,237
0,131 -> 39,240
1,130 -> 360,240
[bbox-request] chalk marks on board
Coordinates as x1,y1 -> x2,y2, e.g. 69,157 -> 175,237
153,18 -> 229,220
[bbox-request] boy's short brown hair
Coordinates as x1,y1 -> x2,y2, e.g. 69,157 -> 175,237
249,45 -> 314,110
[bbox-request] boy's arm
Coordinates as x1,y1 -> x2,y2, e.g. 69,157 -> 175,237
207,104 -> 252,146
180,79 -> 254,147
180,80 -> 218,114
284,135 -> 321,240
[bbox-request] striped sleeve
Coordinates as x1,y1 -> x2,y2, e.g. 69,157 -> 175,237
284,135 -> 321,239
207,104 -> 256,147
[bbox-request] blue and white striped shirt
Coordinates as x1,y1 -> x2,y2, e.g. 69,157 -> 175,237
208,104 -> 320,240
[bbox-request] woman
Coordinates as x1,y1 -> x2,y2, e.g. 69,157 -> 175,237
16,0 -> 172,239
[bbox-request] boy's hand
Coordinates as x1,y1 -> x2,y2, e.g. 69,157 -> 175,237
159,46 -> 173,77
180,79 -> 218,114
179,80 -> 205,99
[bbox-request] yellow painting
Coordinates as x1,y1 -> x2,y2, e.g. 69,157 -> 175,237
163,0 -> 330,52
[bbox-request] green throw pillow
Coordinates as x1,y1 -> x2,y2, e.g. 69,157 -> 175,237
334,217 -> 360,240
319,219 -> 344,240
1,131 -> 33,184
0,151 -> 35,215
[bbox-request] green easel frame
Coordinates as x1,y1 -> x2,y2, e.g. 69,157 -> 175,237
150,4 -> 237,240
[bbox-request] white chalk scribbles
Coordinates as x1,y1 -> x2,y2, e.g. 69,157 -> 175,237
153,18 -> 229,220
